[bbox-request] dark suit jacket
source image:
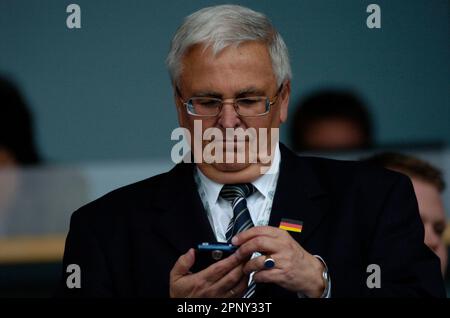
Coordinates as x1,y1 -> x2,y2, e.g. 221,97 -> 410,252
59,144 -> 445,297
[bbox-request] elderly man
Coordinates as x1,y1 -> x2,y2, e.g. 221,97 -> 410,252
59,5 -> 445,298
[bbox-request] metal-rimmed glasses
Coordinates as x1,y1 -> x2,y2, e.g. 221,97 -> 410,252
176,84 -> 283,117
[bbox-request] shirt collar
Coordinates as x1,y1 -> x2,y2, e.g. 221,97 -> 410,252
196,143 -> 281,205
252,143 -> 281,198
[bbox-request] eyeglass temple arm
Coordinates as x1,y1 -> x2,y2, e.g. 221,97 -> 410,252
270,83 -> 284,105
175,86 -> 185,103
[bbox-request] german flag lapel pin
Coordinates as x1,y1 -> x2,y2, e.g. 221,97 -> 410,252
279,218 -> 303,233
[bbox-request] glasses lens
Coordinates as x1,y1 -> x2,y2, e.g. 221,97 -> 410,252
189,98 -> 221,116
236,97 -> 268,116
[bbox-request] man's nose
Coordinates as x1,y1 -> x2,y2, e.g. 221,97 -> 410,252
217,103 -> 242,129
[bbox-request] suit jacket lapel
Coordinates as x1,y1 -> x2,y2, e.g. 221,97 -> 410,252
269,144 -> 329,245
256,144 -> 329,298
153,163 -> 216,254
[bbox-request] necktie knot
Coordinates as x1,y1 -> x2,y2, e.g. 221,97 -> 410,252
220,183 -> 256,204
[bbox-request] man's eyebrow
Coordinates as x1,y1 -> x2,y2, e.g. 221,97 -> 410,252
191,87 -> 267,98
236,87 -> 266,97
192,91 -> 222,98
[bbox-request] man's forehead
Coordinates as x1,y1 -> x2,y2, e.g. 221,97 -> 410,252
181,41 -> 272,70
178,42 -> 276,92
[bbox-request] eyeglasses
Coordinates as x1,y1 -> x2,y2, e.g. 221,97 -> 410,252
176,85 -> 283,117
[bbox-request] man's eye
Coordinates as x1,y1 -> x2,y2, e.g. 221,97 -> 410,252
197,99 -> 220,107
238,98 -> 259,106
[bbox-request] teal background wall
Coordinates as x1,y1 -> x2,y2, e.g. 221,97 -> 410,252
1,0 -> 449,163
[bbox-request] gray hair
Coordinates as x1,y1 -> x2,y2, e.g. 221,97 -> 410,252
166,4 -> 292,87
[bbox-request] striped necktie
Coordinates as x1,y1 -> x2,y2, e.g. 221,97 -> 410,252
220,183 -> 257,298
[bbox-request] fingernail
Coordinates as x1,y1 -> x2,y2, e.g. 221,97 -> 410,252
232,236 -> 238,245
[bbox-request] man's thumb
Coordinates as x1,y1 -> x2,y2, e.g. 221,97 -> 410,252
171,248 -> 195,277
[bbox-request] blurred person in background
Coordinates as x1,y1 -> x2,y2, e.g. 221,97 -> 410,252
0,76 -> 41,167
291,90 -> 373,152
0,76 -> 88,237
363,152 -> 448,277
0,76 -> 41,234
0,77 -> 89,297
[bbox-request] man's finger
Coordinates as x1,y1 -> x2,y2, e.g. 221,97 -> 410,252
211,263 -> 246,295
231,226 -> 281,246
235,236 -> 279,261
242,255 -> 268,275
170,248 -> 195,279
199,253 -> 242,283
253,268 -> 283,285
229,276 -> 250,298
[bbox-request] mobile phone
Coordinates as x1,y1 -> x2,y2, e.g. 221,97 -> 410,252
192,242 -> 237,273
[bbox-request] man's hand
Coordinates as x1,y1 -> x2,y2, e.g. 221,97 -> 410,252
232,226 -> 325,298
170,248 -> 249,298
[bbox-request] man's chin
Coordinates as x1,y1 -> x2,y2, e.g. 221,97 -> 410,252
211,162 -> 252,172
197,161 -> 264,184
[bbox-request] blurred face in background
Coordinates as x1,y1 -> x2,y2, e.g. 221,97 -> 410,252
302,118 -> 367,151
0,148 -> 16,167
0,148 -> 19,217
410,176 -> 448,276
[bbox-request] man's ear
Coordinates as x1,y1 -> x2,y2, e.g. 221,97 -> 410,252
279,80 -> 291,123
173,87 -> 186,128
